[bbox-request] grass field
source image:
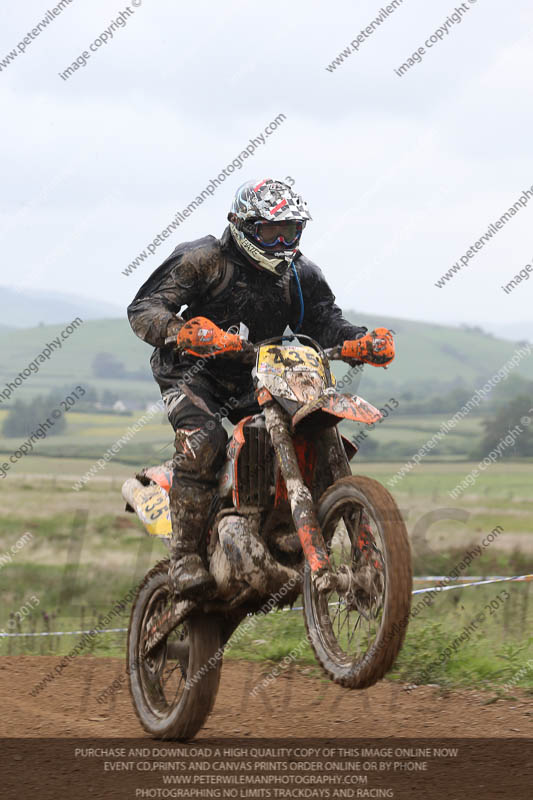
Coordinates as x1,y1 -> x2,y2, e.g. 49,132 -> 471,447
1,315 -> 532,468
0,405 -> 516,470
1,315 -> 532,395
0,458 -> 531,693
0,409 -> 174,468
3,574 -> 532,695
2,456 -> 532,550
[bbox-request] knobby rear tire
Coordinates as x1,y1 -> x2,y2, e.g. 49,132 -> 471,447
127,559 -> 223,739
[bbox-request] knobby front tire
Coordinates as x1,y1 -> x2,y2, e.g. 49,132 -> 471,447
303,476 -> 412,689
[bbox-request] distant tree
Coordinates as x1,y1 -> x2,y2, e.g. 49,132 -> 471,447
460,324 -> 493,337
92,352 -> 126,378
475,394 -> 533,458
2,394 -> 67,438
2,400 -> 34,438
47,384 -> 98,413
81,385 -> 98,405
352,431 -> 379,456
91,353 -> 150,381
126,367 -> 152,381
400,390 -> 413,403
101,389 -> 118,406
490,376 -> 533,407
446,386 -> 474,410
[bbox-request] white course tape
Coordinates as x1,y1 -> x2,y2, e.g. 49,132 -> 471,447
0,627 -> 127,638
285,573 -> 533,611
1,575 -> 532,636
412,573 -> 533,596
414,576 -> 512,582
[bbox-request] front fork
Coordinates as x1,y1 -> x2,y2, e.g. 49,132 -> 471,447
263,404 -> 332,577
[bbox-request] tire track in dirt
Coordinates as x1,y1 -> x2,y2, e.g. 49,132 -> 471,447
1,656 -> 531,738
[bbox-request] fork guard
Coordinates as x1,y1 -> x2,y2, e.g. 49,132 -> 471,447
264,404 -> 331,574
292,390 -> 383,429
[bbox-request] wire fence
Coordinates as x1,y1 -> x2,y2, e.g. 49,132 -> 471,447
1,575 -> 531,658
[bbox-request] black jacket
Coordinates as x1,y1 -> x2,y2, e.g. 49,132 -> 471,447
128,226 -> 366,394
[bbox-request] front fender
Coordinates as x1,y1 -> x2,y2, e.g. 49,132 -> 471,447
292,390 -> 382,429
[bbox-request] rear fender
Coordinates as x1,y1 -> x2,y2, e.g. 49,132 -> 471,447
140,462 -> 173,493
122,478 -> 172,540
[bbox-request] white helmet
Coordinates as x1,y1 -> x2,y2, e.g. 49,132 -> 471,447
228,178 -> 312,275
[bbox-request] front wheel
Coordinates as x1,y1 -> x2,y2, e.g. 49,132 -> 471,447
127,560 -> 223,739
303,476 -> 412,689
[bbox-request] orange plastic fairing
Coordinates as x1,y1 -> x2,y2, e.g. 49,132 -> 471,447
292,392 -> 382,429
143,464 -> 173,493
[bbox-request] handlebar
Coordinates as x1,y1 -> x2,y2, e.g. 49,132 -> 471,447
164,334 -> 362,367
164,335 -> 255,351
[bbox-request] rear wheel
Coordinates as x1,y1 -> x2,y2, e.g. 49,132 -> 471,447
303,476 -> 412,688
127,560 -> 223,739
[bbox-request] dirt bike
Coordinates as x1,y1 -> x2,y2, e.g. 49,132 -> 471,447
122,331 -> 412,739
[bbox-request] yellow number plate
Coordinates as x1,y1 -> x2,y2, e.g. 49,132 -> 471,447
257,345 -> 326,381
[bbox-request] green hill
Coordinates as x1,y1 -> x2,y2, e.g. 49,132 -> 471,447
0,286 -> 122,327
347,312 -> 531,385
0,318 -> 158,409
1,314 -> 531,465
0,314 -> 531,410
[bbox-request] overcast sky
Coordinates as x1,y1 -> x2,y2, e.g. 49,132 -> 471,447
1,0 -> 533,333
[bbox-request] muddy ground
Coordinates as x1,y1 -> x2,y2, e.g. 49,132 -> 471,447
1,655 -> 531,738
1,657 -> 531,799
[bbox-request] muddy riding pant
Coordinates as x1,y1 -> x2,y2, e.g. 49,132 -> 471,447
162,379 -> 244,572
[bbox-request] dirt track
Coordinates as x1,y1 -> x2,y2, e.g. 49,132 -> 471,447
1,655 -> 531,738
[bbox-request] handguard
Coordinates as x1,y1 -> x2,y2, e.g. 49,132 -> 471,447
341,327 -> 395,367
176,316 -> 245,357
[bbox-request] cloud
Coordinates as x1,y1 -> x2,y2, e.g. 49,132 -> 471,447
1,0 -> 533,328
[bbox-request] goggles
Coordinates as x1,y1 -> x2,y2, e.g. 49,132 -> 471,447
251,220 -> 304,248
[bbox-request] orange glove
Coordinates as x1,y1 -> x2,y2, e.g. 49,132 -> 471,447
176,316 -> 244,357
341,327 -> 395,367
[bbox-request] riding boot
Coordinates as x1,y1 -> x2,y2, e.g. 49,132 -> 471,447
168,479 -> 217,599
166,398 -> 228,599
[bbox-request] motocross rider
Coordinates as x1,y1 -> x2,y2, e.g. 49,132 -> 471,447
128,179 -> 394,598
